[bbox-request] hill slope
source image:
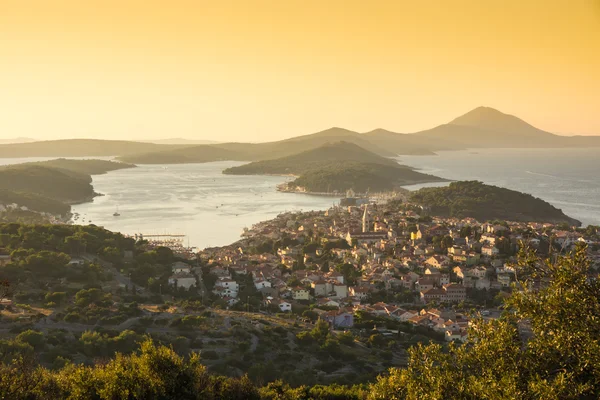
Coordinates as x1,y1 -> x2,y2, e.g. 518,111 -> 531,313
224,142 -> 445,193
0,139 -> 185,158
412,106 -> 600,148
410,181 -> 581,225
223,141 -> 398,175
0,159 -> 134,217
287,162 -> 444,193
118,145 -> 247,164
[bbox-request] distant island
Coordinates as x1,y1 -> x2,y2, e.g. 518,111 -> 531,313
410,180 -> 581,226
224,142 -> 446,193
3,107 -> 600,162
0,159 -> 134,219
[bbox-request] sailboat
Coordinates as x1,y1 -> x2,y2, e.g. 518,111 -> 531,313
113,206 -> 121,217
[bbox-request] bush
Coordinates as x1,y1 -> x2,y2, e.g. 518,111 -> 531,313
201,350 -> 219,360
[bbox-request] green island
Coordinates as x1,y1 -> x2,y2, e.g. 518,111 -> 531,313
410,181 -> 582,226
224,142 -> 445,193
0,159 -> 134,219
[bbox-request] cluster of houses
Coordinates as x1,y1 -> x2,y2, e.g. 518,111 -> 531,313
192,202 -> 599,342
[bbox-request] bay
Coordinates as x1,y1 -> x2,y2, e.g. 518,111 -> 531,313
71,162 -> 335,249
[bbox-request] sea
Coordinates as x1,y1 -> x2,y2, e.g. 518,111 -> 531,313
1,148 -> 599,249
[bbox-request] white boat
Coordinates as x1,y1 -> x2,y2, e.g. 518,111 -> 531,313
113,206 -> 121,217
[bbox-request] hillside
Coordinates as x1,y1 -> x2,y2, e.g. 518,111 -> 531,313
0,165 -> 94,204
410,180 -> 581,225
361,128 -> 460,153
0,160 -> 134,217
118,144 -> 248,164
413,106 -> 600,148
2,108 -> 599,162
224,142 -> 445,193
0,189 -> 70,215
119,128 -> 398,165
0,139 -> 185,158
223,141 -> 398,175
22,158 -> 135,176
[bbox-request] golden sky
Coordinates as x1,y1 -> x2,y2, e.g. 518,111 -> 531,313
1,0 -> 599,142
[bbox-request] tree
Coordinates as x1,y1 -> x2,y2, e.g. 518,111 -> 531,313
369,245 -> 600,399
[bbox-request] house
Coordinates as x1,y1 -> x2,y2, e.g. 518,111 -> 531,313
323,310 -> 354,328
68,257 -> 85,266
278,300 -> 292,312
416,278 -> 436,292
326,272 -> 345,284
480,233 -> 497,245
254,279 -> 272,290
420,284 -> 466,304
311,280 -> 328,296
168,273 -> 196,289
497,273 -> 512,287
468,266 -> 488,279
346,231 -> 387,246
482,245 -> 500,257
330,284 -> 348,299
453,266 -> 466,280
425,255 -> 449,268
445,329 -> 468,343
223,296 -> 239,307
214,278 -> 239,297
420,288 -> 446,303
349,286 -> 370,300
442,283 -> 466,303
292,288 -> 310,301
398,310 -> 418,322
171,261 -> 192,274
317,298 -> 340,308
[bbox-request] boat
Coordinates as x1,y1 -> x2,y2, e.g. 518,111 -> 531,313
113,206 -> 121,217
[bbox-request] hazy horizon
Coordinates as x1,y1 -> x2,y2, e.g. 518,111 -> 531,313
2,0 -> 599,142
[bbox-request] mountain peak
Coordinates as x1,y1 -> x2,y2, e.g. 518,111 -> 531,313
449,106 -> 551,137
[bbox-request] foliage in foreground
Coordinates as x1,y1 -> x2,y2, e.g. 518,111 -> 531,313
371,245 -> 600,399
1,246 -> 599,399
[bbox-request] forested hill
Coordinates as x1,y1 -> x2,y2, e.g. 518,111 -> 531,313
287,162 -> 443,193
0,159 -> 134,216
223,141 -> 398,176
0,139 -> 178,158
21,158 -> 135,176
410,181 -> 581,225
118,144 -> 247,164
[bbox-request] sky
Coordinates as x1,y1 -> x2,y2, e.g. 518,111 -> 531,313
1,0 -> 599,142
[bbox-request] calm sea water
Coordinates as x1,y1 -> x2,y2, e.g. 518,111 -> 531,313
70,162 -> 335,249
398,148 -> 600,227
2,148 -> 599,248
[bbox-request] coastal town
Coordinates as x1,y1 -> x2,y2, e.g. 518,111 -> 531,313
164,197 -> 600,344
1,191 -> 599,387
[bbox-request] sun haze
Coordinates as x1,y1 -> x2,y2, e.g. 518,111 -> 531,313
1,0 -> 599,142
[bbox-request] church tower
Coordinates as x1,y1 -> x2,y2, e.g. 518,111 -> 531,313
362,204 -> 369,233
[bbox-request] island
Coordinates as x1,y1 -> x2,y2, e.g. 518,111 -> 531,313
410,180 -> 582,226
223,141 -> 446,193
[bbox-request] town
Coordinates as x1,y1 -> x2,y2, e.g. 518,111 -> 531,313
173,199 -> 600,343
1,198 -> 599,387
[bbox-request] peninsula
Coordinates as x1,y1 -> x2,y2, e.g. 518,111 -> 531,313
410,180 -> 582,226
0,159 -> 134,220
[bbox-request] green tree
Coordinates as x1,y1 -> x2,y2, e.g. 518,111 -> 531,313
370,246 -> 600,399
